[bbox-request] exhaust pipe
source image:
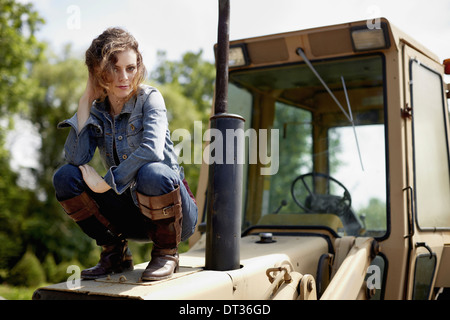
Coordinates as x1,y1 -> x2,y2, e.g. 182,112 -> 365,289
205,0 -> 244,271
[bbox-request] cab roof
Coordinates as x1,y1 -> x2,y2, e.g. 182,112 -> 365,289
223,18 -> 440,70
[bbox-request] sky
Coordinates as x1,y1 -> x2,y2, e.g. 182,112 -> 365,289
22,0 -> 450,69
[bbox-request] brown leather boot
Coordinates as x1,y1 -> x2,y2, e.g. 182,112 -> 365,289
81,240 -> 133,280
141,247 -> 179,281
58,192 -> 133,280
137,186 -> 182,281
58,192 -> 122,244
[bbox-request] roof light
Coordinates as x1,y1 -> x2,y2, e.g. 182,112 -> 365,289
228,44 -> 249,67
444,59 -> 450,75
350,22 -> 390,52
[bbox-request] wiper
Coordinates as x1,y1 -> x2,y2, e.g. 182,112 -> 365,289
296,48 -> 364,171
341,75 -> 364,171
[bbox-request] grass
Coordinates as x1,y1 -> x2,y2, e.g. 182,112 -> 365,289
0,284 -> 41,300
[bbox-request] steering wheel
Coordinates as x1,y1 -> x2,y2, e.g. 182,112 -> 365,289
290,172 -> 352,213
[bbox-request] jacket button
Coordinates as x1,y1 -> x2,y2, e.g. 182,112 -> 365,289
118,135 -> 123,140
130,124 -> 135,131
122,154 -> 128,160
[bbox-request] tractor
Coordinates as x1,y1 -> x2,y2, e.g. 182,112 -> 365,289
33,1 -> 450,301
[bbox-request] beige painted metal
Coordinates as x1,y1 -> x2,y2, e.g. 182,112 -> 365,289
36,235 -> 329,300
320,238 -> 375,300
271,271 -> 303,300
299,274 -> 318,300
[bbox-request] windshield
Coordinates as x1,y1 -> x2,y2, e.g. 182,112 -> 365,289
228,54 -> 387,237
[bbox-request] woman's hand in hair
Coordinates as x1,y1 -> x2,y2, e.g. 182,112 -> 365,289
83,74 -> 102,103
77,74 -> 101,133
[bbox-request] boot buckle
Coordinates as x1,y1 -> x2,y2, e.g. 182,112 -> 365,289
163,205 -> 174,216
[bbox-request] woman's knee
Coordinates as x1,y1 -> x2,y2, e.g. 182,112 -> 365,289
53,164 -> 84,200
136,163 -> 179,196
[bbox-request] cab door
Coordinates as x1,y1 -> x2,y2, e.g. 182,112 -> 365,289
403,44 -> 450,299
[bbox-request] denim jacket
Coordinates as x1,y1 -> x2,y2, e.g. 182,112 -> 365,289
58,84 -> 181,202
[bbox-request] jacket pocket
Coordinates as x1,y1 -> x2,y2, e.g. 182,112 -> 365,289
89,123 -> 106,153
127,117 -> 143,148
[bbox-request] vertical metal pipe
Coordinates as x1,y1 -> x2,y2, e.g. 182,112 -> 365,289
214,0 -> 230,115
205,0 -> 244,271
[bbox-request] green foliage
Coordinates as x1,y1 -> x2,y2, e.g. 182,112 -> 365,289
0,284 -> 36,300
29,44 -> 87,186
42,254 -> 57,281
128,242 -> 153,264
357,198 -> 387,231
22,43 -> 105,270
269,102 -> 313,213
0,0 -> 95,283
129,241 -> 189,265
0,0 -> 50,279
0,0 -> 45,114
8,249 -> 45,287
52,259 -> 84,283
0,129 -> 33,271
152,50 -> 215,123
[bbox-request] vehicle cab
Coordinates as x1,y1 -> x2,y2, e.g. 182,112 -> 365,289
193,17 -> 450,300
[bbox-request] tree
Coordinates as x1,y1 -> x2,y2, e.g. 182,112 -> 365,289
357,198 -> 386,231
1,42 -> 96,278
0,0 -> 49,281
151,50 -> 215,123
0,129 -> 30,271
25,44 -> 96,266
0,0 -> 45,114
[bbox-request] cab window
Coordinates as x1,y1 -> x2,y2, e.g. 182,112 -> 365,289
229,54 -> 388,237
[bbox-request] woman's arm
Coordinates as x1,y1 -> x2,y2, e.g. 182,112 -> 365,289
77,75 -> 101,133
57,75 -> 101,166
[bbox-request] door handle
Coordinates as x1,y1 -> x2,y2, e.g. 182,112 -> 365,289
403,186 -> 415,239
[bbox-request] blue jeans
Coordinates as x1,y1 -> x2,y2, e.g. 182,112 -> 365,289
53,163 -> 198,243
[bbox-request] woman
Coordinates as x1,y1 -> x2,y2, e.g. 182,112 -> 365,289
52,27 -> 198,281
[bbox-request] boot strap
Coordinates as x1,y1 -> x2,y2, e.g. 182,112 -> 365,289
60,192 -> 96,221
137,185 -> 182,221
140,203 -> 182,221
59,192 -> 122,237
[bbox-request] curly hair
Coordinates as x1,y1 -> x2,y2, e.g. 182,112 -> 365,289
85,27 -> 147,102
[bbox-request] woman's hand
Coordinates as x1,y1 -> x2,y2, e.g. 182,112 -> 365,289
77,74 -> 102,132
79,164 -> 111,193
82,74 -> 102,103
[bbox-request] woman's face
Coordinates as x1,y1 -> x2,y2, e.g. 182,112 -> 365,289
106,48 -> 138,100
